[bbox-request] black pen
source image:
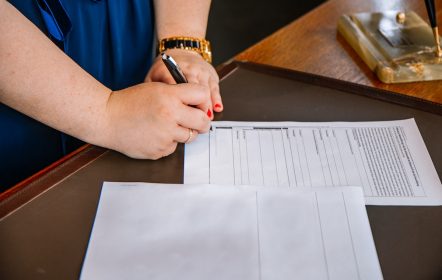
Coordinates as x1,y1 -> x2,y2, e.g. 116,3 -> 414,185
424,0 -> 442,57
161,53 -> 188,83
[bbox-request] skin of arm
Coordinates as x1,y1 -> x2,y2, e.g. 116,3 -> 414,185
0,1 -> 211,159
146,0 -> 223,118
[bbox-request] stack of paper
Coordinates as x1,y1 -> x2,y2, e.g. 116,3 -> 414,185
81,183 -> 382,280
81,119 -> 442,279
185,119 -> 442,205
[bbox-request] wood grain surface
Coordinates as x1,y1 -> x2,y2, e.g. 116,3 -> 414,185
235,0 -> 442,105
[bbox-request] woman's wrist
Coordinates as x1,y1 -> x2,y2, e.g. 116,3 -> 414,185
82,88 -> 115,151
158,36 -> 212,63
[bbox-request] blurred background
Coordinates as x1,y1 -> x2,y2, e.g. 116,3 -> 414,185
207,0 -> 326,65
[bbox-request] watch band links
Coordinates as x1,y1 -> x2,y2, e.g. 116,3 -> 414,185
158,36 -> 212,64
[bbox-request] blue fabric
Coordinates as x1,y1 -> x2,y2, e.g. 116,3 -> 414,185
1,0 -> 155,190
36,0 -> 72,42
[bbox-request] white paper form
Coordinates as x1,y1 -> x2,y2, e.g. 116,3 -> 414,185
80,182 -> 383,280
184,119 -> 442,205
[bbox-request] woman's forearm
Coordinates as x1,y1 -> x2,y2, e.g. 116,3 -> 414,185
0,1 -> 111,145
0,1 -> 213,160
153,0 -> 211,39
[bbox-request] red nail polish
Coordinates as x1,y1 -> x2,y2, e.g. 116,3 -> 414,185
214,104 -> 222,109
207,109 -> 212,118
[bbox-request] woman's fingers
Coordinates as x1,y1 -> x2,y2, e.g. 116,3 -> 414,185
146,49 -> 223,119
174,125 -> 199,144
174,83 -> 211,132
103,82 -> 211,159
209,76 -> 223,112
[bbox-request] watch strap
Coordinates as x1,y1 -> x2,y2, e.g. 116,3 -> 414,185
158,36 -> 212,63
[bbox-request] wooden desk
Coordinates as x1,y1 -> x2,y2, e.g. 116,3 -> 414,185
1,62 -> 441,280
1,1 -> 441,279
236,0 -> 442,106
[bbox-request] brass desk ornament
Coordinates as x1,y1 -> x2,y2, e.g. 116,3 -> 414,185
338,11 -> 442,83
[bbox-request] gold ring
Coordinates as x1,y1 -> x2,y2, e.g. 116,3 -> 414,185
185,128 -> 194,143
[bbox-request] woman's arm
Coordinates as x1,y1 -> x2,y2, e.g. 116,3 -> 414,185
148,0 -> 223,117
154,0 -> 211,39
0,1 -> 210,159
0,1 -> 111,144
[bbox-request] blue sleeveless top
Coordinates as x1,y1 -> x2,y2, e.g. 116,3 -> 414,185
1,0 -> 154,189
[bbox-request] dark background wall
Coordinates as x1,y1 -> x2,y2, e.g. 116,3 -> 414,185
206,0 -> 326,66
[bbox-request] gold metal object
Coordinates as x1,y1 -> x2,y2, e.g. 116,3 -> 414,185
185,128 -> 194,143
396,12 -> 406,24
159,36 -> 212,63
338,11 -> 442,83
431,27 -> 442,57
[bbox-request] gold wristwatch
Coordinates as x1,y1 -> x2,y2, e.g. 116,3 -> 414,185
158,36 -> 212,64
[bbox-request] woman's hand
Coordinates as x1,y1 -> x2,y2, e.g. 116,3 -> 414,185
100,82 -> 211,159
145,48 -> 223,120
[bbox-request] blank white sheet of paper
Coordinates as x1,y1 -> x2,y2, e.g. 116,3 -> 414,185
184,119 -> 442,205
80,182 -> 383,280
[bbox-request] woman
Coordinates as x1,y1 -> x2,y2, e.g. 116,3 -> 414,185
0,0 -> 223,189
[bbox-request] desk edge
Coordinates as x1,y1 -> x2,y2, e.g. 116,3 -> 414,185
0,145 -> 107,219
226,60 -> 442,115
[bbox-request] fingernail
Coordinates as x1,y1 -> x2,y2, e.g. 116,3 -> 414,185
214,104 -> 222,109
207,109 -> 212,118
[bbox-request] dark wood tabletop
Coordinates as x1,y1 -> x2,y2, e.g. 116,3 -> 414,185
1,62 -> 441,280
1,1 -> 441,279
235,0 -> 442,106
